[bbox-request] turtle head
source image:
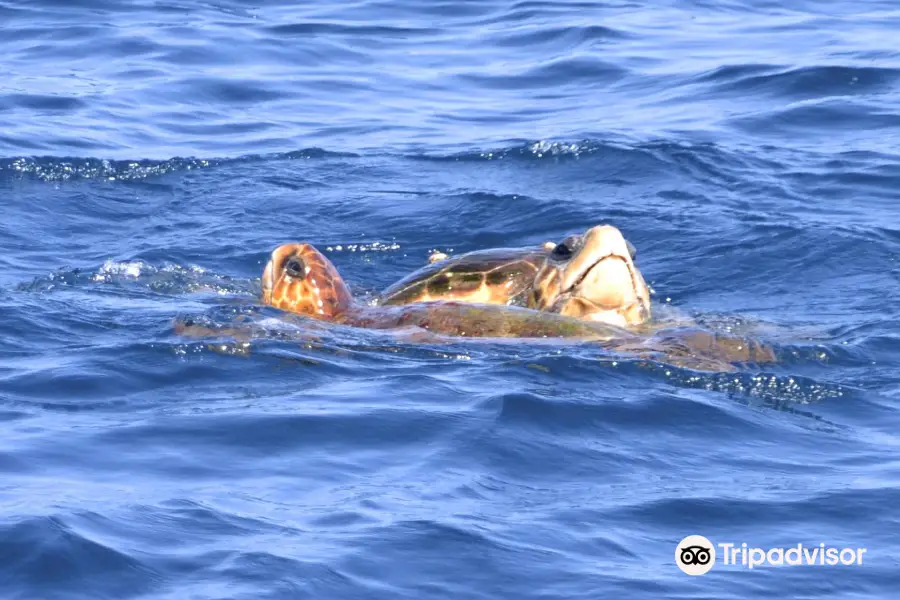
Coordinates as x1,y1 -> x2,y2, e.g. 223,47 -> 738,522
261,243 -> 353,318
532,225 -> 651,327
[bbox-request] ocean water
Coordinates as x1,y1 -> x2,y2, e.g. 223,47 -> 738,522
2,0 -> 900,598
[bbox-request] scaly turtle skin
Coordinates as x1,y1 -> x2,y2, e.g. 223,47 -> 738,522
259,242 -> 633,340
377,225 -> 651,328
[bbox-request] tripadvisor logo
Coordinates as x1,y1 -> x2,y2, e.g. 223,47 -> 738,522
676,535 -> 716,575
675,535 -> 868,575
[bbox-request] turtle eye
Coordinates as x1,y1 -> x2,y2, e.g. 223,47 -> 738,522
284,257 -> 306,278
551,243 -> 573,260
551,235 -> 580,260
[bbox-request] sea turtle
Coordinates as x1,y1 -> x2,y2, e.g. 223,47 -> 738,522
223,241 -> 776,371
257,241 -> 633,340
376,225 -> 651,328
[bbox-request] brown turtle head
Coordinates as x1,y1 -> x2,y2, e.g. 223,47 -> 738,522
532,225 -> 651,327
261,243 -> 353,319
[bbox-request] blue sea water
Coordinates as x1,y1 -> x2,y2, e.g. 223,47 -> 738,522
2,0 -> 900,597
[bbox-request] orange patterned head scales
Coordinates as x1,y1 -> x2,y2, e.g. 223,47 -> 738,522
261,243 -> 353,319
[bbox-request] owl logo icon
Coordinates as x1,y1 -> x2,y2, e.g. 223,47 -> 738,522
676,535 -> 716,575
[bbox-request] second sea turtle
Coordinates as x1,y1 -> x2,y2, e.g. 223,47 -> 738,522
376,224 -> 650,328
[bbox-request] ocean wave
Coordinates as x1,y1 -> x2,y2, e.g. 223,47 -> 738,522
0,149 -> 355,182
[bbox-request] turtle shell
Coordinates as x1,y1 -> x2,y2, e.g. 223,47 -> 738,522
352,301 -> 630,340
376,247 -> 548,307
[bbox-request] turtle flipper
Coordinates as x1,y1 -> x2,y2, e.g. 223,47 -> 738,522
669,330 -> 778,365
172,315 -> 327,349
173,317 -> 254,343
602,328 -> 778,373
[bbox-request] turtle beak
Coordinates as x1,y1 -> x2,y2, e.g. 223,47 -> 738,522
558,225 -> 651,324
559,225 -> 638,294
261,246 -> 288,302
